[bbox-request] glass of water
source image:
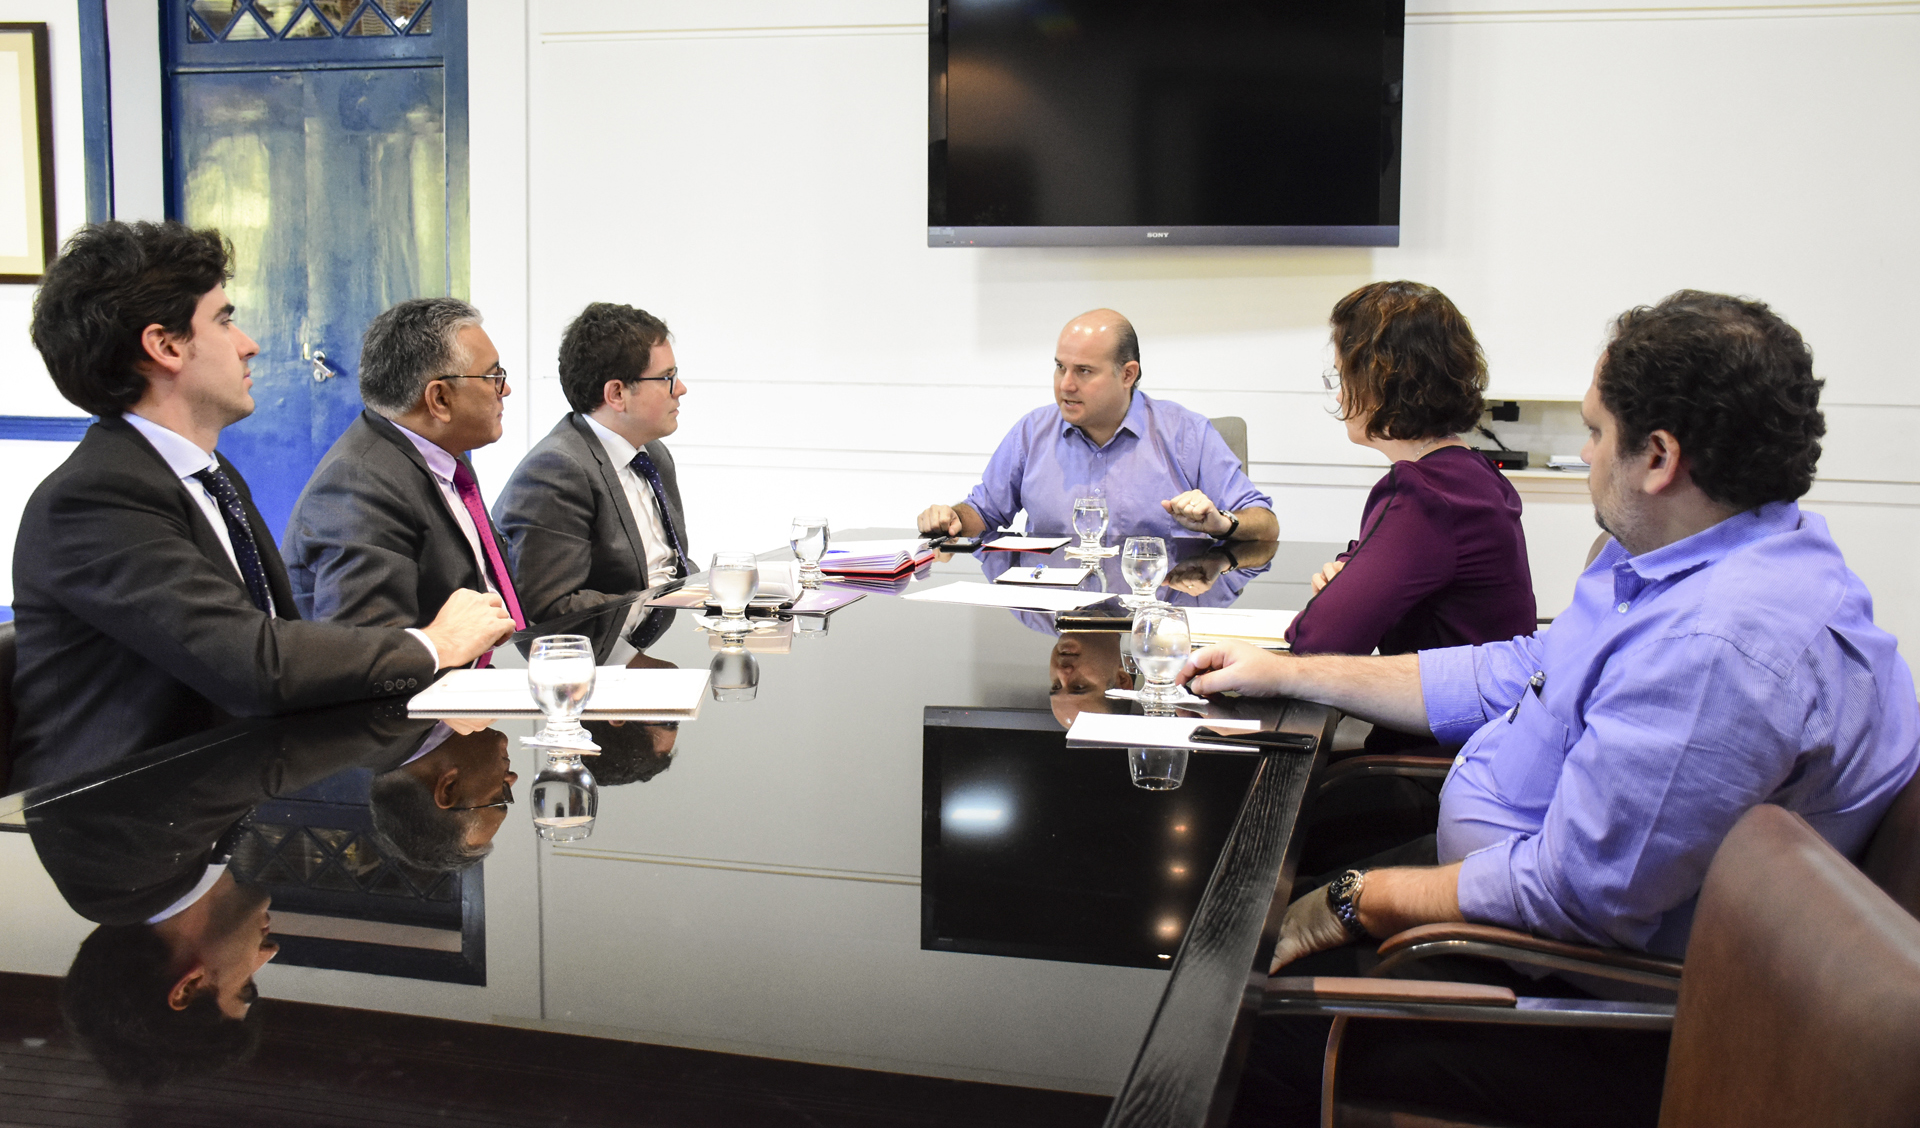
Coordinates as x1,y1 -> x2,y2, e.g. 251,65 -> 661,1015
1121,536 -> 1169,607
1131,604 -> 1191,705
1127,745 -> 1190,791
1070,494 -> 1110,556
708,551 -> 760,633
791,516 -> 831,587
530,751 -> 598,842
526,634 -> 597,750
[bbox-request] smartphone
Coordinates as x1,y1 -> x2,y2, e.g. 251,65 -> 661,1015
928,536 -> 985,552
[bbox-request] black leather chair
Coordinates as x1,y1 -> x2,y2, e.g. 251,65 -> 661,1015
0,619 -> 15,794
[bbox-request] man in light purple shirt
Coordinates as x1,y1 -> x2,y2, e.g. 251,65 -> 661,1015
917,309 -> 1276,543
1189,291 -> 1920,1126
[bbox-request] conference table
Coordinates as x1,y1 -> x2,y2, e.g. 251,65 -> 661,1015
2,532 -> 1345,1127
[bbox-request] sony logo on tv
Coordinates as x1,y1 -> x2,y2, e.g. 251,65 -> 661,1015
1145,231 -> 1169,238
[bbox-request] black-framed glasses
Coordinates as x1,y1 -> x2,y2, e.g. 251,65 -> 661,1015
630,367 -> 680,388
1321,368 -> 1341,392
450,777 -> 514,812
438,366 -> 509,396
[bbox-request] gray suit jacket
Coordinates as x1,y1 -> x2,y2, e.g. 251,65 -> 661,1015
8,416 -> 434,792
283,410 -> 507,629
494,414 -> 687,624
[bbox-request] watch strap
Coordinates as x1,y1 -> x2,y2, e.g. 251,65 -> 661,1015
1327,869 -> 1369,941
1214,511 -> 1240,541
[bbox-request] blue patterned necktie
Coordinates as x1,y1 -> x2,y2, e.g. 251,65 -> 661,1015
192,465 -> 274,614
628,450 -> 689,576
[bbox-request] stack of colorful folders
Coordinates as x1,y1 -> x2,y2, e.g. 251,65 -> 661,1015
817,538 -> 936,580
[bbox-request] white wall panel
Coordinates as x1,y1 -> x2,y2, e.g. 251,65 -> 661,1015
521,0 -> 1920,646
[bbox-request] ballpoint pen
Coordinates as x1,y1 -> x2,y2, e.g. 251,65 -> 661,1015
1031,566 -> 1046,579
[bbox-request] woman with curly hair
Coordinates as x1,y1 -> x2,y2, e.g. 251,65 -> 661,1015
1285,281 -> 1536,671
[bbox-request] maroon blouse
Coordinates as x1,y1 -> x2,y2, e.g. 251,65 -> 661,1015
1286,446 -> 1536,658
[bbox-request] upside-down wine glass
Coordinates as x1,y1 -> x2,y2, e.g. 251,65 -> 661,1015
791,516 -> 831,588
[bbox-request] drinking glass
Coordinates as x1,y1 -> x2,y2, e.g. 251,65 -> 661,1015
526,634 -> 598,751
1121,536 -> 1169,607
1127,745 -> 1190,791
708,551 -> 760,633
530,751 -> 598,842
1070,495 -> 1110,555
1131,605 -> 1191,705
791,516 -> 831,587
710,644 -> 760,702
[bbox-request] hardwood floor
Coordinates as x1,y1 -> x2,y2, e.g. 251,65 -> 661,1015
0,972 -> 1109,1128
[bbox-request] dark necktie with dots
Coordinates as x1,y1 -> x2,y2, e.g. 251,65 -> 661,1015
629,450 -> 690,576
192,465 -> 274,614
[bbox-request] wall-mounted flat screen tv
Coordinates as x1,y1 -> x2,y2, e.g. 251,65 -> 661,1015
929,0 -> 1404,247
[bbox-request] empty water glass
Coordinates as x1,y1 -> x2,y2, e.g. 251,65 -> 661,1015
526,634 -> 597,750
1121,536 -> 1168,606
530,751 -> 597,842
708,551 -> 759,632
1127,745 -> 1190,791
791,516 -> 831,587
1071,495 -> 1110,555
1131,605 -> 1191,705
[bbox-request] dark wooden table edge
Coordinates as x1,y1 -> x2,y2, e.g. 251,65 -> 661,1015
1102,700 -> 1339,1128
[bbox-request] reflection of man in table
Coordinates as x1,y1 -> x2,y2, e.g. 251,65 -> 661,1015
1049,633 -> 1135,726
369,725 -> 520,873
916,310 -> 1277,543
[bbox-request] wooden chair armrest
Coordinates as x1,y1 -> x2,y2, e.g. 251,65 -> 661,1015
1372,922 -> 1683,989
1267,976 -> 1516,1007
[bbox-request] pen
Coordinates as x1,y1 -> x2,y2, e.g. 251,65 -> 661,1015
1031,566 -> 1046,579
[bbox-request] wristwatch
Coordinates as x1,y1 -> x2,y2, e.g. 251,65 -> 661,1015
1326,869 -> 1369,941
1214,511 -> 1240,541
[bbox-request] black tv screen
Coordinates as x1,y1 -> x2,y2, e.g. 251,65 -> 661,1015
929,0 -> 1404,247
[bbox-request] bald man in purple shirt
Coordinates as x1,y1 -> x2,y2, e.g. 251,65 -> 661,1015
917,309 -> 1277,543
1191,291 -> 1920,1127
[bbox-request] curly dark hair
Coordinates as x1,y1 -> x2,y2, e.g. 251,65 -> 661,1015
559,302 -> 672,414
61,925 -> 262,1090
1598,290 -> 1824,510
30,220 -> 233,416
581,720 -> 677,785
368,769 -> 492,873
1330,280 -> 1488,442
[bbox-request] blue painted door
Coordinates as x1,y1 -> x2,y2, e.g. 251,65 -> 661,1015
164,1 -> 468,539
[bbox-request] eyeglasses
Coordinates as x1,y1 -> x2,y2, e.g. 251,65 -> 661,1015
630,368 -> 681,388
450,776 -> 514,812
1321,368 -> 1341,392
438,366 -> 509,396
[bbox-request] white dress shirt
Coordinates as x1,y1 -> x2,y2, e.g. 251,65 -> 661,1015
124,412 -> 275,617
146,862 -> 226,924
583,414 -> 680,588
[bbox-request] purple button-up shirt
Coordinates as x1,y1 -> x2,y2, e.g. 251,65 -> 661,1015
963,391 -> 1272,542
1421,502 -> 1919,957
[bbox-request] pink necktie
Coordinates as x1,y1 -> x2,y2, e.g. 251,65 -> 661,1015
451,459 -> 526,636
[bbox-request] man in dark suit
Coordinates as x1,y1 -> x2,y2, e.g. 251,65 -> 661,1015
10,221 -> 512,792
495,302 -> 690,623
283,298 -> 528,643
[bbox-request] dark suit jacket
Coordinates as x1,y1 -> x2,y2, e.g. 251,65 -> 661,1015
8,416 -> 434,793
283,410 -> 509,629
493,413 -> 687,624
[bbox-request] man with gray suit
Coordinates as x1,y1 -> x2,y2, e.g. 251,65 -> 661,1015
495,303 -> 690,623
283,299 -> 527,657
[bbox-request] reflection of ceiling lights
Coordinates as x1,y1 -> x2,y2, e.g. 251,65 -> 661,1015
1168,864 -> 1188,877
1172,824 -> 1188,834
1156,917 -> 1182,940
944,789 -> 1011,833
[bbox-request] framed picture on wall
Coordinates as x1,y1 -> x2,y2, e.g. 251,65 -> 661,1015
0,22 -> 54,283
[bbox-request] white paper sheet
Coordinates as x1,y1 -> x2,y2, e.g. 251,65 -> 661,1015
1185,607 -> 1298,648
982,535 -> 1073,552
901,581 -> 1111,612
994,565 -> 1093,586
408,667 -> 710,720
1067,713 -> 1261,751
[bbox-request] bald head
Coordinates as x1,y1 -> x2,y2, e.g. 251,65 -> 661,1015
1060,309 -> 1141,375
1053,309 -> 1142,445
